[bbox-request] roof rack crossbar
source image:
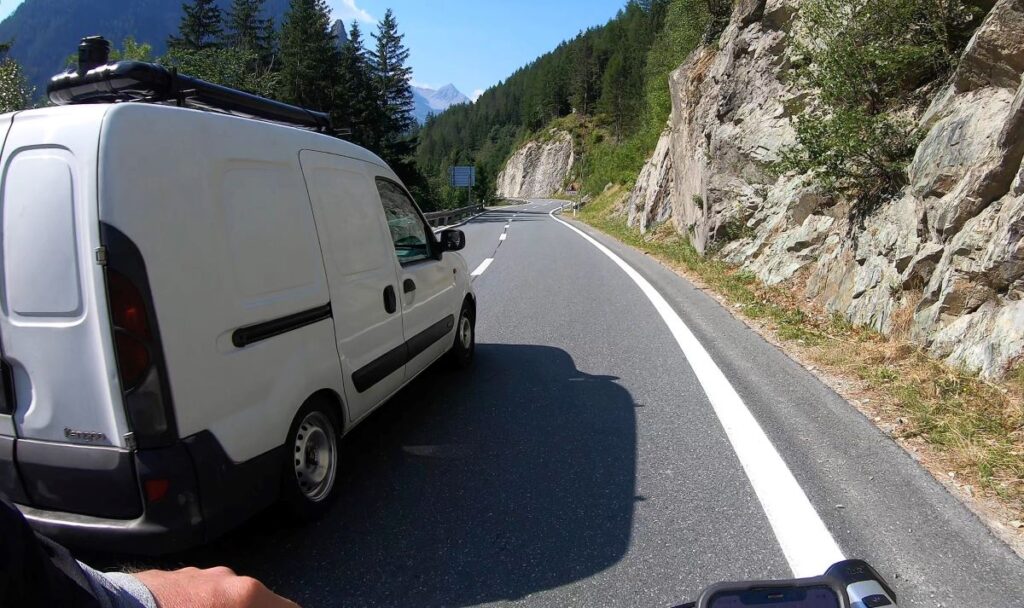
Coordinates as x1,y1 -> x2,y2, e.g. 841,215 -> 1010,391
48,46 -> 331,131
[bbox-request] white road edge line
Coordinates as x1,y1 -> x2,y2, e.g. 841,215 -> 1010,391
471,258 -> 494,277
548,208 -> 844,578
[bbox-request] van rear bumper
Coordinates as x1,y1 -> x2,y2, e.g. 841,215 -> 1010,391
10,432 -> 283,555
15,501 -> 205,555
12,439 -> 204,555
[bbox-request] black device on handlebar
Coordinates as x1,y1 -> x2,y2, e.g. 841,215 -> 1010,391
676,560 -> 897,608
699,576 -> 846,608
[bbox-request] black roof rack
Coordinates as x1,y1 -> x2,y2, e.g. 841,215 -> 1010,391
47,36 -> 332,132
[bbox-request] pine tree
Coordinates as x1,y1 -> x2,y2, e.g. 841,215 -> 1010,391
169,0 -> 224,50
334,22 -> 380,148
279,0 -> 338,111
569,36 -> 600,116
226,0 -> 276,67
599,49 -> 643,140
369,9 -> 415,150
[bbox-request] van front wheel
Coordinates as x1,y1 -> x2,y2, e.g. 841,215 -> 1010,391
448,301 -> 475,370
282,401 -> 341,520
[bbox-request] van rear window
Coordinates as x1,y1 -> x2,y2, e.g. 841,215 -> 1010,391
2,149 -> 83,318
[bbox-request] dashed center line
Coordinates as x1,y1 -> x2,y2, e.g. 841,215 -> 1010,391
499,233 -> 507,241
471,258 -> 494,277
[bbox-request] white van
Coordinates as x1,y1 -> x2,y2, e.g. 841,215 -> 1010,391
0,91 -> 476,553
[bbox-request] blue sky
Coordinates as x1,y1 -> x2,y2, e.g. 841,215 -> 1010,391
0,0 -> 629,100
330,0 -> 628,99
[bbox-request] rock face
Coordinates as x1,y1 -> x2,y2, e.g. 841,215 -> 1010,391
629,0 -> 1024,379
496,131 -> 575,199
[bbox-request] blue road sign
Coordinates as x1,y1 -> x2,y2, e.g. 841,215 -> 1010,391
449,166 -> 476,188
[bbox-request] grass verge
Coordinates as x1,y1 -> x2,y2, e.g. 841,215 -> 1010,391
578,188 -> 1024,528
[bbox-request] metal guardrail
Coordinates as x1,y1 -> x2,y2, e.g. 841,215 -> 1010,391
424,204 -> 484,229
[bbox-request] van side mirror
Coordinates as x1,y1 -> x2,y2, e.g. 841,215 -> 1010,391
440,229 -> 466,252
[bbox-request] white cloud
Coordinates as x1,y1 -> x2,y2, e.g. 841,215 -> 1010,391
328,0 -> 376,25
471,89 -> 485,102
411,79 -> 438,91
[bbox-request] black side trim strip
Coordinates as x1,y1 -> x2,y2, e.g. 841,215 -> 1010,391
232,304 -> 333,348
407,314 -> 456,361
352,314 -> 456,394
352,343 -> 408,394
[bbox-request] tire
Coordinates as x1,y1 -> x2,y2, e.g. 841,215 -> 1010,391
281,398 -> 342,521
448,300 -> 475,370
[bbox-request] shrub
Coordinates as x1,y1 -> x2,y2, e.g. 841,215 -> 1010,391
781,0 -> 985,218
779,107 -> 922,220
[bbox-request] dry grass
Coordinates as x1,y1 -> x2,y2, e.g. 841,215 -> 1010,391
577,198 -> 1024,523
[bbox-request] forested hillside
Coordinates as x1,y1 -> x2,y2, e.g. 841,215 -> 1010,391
0,0 -> 291,89
416,0 -> 710,207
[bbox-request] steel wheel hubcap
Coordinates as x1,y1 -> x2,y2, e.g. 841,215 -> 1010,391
459,315 -> 473,349
292,411 -> 337,502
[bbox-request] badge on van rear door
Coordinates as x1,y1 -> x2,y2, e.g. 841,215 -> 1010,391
64,428 -> 107,443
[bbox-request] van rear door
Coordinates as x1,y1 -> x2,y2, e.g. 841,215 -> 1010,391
0,107 -> 138,518
0,110 -> 24,502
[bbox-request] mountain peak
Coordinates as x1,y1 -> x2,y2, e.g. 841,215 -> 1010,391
331,19 -> 348,48
411,84 -> 470,123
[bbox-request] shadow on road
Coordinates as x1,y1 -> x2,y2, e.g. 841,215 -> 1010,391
127,344 -> 638,607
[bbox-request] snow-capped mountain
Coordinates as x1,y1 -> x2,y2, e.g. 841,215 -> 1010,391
412,84 -> 471,123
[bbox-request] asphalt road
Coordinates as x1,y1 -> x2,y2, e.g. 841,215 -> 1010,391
109,200 -> 1024,607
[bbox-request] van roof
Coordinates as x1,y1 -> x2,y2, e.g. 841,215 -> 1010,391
11,102 -> 391,172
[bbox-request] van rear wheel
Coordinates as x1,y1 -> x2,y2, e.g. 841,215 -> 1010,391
282,400 -> 341,521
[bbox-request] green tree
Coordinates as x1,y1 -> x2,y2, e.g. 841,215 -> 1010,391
569,36 -> 600,116
112,37 -> 155,62
161,47 -> 279,97
643,0 -> 707,127
334,22 -> 379,147
0,57 -> 33,113
65,36 -> 155,68
169,0 -> 224,50
279,0 -> 338,111
597,3 -> 649,140
370,9 -> 415,149
225,0 -> 276,68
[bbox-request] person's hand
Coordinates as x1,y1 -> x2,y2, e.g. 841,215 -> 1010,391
134,566 -> 300,608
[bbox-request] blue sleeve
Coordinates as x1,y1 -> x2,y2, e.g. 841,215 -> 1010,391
76,562 -> 159,608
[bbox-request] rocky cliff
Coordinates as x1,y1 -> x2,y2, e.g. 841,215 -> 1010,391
496,130 -> 575,199
628,0 -> 1024,379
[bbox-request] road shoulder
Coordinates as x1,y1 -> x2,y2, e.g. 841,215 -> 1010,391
556,210 -> 1024,564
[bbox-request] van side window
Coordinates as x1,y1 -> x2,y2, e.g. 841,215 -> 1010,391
376,179 -> 432,264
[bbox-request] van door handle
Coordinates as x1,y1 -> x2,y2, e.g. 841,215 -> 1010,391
403,279 -> 417,294
383,286 -> 397,314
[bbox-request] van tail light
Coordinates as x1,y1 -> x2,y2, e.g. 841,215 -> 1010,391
108,270 -> 152,389
102,223 -> 178,450
144,478 -> 170,503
